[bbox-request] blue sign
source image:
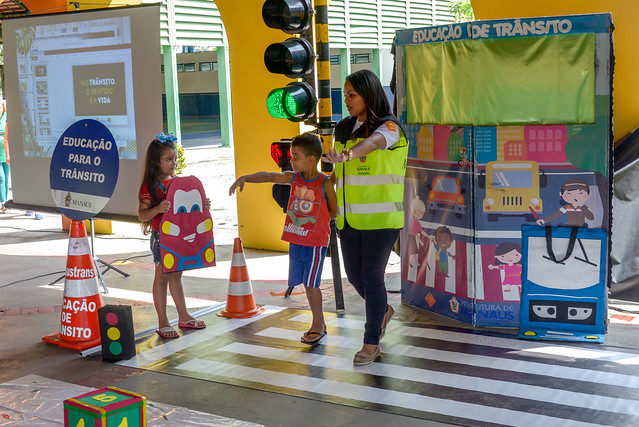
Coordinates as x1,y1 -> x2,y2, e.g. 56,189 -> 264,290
49,119 -> 119,221
519,225 -> 607,342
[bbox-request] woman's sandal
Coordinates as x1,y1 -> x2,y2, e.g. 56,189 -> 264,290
380,305 -> 395,339
301,326 -> 327,345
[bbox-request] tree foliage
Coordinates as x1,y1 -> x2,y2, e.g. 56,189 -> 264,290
449,0 -> 475,23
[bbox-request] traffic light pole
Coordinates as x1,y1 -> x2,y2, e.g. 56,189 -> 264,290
329,221 -> 345,311
315,0 -> 344,312
260,0 -> 344,311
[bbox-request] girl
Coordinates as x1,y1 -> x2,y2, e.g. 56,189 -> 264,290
488,242 -> 523,301
0,100 -> 10,213
324,69 -> 409,365
138,137 -> 206,339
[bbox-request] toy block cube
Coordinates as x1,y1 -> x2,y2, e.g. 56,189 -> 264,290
64,386 -> 146,427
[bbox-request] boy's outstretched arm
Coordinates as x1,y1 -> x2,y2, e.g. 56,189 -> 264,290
324,176 -> 338,219
229,171 -> 293,195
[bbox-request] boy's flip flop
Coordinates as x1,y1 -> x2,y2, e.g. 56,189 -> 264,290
300,330 -> 327,345
156,327 -> 179,339
178,319 -> 206,329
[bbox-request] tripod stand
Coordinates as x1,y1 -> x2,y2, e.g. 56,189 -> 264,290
88,218 -> 129,294
48,218 -> 129,293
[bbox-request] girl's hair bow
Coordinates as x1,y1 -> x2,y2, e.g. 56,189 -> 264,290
156,132 -> 178,143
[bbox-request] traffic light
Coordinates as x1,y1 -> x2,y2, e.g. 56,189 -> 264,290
271,139 -> 293,211
262,0 -> 318,123
97,305 -> 136,360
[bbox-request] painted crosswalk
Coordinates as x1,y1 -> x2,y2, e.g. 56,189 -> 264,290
123,307 -> 639,426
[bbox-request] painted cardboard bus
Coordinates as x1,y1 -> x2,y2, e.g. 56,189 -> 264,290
479,161 -> 546,222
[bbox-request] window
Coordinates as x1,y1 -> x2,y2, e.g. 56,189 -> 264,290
177,63 -> 196,73
330,55 -> 340,65
199,61 -> 218,72
351,53 -> 371,64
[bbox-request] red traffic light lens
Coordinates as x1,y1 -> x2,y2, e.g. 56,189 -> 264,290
262,0 -> 313,34
271,141 -> 292,169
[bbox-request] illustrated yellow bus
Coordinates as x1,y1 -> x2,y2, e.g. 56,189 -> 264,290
479,161 -> 547,222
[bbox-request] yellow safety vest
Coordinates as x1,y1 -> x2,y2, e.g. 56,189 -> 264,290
334,123 -> 408,230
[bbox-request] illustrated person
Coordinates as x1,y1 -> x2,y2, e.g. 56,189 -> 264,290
323,69 -> 409,365
138,135 -> 207,339
0,100 -> 10,213
536,179 -> 594,227
424,226 -> 456,277
229,132 -> 337,345
488,242 -> 522,300
408,195 -> 428,270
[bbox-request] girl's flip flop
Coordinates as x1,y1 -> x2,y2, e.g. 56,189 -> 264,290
178,319 -> 206,329
156,327 -> 179,339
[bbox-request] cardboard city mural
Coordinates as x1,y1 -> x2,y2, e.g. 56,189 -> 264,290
396,13 -> 613,338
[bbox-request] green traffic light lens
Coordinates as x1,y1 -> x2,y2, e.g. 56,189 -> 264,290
266,83 -> 315,122
266,88 -> 289,119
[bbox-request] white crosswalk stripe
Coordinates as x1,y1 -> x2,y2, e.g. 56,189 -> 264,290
128,308 -> 639,426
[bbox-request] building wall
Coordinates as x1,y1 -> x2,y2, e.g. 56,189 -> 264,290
161,0 -> 455,117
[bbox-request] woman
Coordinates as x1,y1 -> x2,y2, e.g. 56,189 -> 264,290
324,70 -> 408,365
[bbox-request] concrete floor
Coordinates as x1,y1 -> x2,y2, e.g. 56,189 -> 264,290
2,143 -> 639,426
0,208 -> 448,426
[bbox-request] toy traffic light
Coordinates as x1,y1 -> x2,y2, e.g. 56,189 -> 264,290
97,305 -> 136,360
262,0 -> 318,123
271,139 -> 293,211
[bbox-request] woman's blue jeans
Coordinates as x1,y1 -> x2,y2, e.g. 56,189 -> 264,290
339,221 -> 399,345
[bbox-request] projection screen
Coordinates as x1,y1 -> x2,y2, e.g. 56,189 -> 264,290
3,4 -> 162,219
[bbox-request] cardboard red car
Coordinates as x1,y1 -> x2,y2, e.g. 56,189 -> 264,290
159,176 -> 215,273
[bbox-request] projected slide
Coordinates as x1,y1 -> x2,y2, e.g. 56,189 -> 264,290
15,16 -> 137,159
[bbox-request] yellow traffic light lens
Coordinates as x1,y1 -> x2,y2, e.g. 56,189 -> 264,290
264,38 -> 314,78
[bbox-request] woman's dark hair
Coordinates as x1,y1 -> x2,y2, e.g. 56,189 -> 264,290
493,242 -> 522,265
292,132 -> 322,160
139,138 -> 176,235
346,69 -> 392,139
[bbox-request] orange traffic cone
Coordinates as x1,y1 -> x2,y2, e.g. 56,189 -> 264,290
218,237 -> 264,318
43,220 -> 104,350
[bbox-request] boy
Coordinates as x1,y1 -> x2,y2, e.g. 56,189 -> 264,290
229,132 -> 337,344
425,226 -> 456,277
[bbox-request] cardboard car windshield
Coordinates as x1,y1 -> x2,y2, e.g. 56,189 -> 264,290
159,176 -> 215,273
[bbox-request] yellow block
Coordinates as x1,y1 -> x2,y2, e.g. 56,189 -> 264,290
61,215 -> 113,235
471,0 -> 639,141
